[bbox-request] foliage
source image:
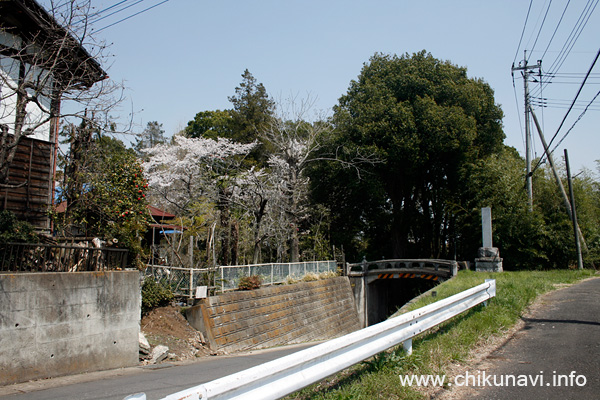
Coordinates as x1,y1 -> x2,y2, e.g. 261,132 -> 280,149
133,121 -> 167,157
185,110 -> 234,140
228,69 -> 276,165
313,51 -> 505,261
0,210 -> 38,244
142,135 -> 256,214
141,277 -> 174,316
56,126 -> 150,268
238,275 -> 262,290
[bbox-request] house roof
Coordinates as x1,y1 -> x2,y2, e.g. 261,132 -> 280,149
148,205 -> 176,219
0,0 -> 107,87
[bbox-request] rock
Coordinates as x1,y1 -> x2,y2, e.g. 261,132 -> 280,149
150,345 -> 169,364
139,332 -> 151,356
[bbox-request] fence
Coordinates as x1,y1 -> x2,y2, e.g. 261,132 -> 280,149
143,260 -> 338,299
219,260 -> 337,292
0,242 -> 128,272
127,279 -> 496,400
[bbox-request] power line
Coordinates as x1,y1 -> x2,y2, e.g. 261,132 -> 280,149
550,88 -> 600,152
531,46 -> 600,174
90,0 -> 147,24
514,0 -> 534,64
529,0 -> 554,55
94,0 -> 171,33
540,0 -> 571,60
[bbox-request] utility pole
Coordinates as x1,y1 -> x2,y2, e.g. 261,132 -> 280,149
512,52 -> 541,211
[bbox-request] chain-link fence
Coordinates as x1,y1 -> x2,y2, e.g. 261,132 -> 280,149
219,261 -> 337,292
143,260 -> 337,299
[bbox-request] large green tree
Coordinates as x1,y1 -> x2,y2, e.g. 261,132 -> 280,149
314,51 -> 505,260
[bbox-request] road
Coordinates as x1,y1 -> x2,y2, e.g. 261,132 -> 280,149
0,343 -> 317,400
459,277 -> 600,400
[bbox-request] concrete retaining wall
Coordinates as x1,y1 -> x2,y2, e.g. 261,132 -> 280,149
186,276 -> 360,353
0,271 -> 140,386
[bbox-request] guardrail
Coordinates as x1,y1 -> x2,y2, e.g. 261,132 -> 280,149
126,279 -> 496,400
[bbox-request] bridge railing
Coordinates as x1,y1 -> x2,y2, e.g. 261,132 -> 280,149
129,279 -> 495,400
346,258 -> 458,277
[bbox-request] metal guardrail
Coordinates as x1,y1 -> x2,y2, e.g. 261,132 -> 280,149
127,279 -> 496,400
0,242 -> 128,272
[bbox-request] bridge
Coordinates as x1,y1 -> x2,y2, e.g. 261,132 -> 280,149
347,258 -> 459,327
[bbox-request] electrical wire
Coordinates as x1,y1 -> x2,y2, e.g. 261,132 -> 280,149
94,0 -> 171,33
529,0 -> 554,56
540,0 -> 571,60
550,88 -> 600,151
531,46 -> 600,174
514,0 -> 534,64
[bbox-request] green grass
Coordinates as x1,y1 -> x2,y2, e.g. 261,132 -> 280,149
285,269 -> 597,400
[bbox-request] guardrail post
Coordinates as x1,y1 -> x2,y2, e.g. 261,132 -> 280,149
403,338 -> 413,356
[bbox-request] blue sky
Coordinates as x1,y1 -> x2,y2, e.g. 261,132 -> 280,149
58,1 -> 600,172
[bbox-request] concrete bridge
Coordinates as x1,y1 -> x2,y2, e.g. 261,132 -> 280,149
347,258 -> 458,327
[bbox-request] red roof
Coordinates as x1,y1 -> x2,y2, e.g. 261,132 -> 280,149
148,205 -> 176,219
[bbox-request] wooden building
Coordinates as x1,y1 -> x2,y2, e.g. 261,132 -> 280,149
0,0 -> 106,231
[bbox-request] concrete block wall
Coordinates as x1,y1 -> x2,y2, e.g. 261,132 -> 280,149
186,276 -> 361,354
0,271 -> 140,386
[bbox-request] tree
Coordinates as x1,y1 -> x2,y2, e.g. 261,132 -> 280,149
228,69 -> 276,164
133,121 -> 166,156
0,0 -> 120,188
184,110 -> 233,140
56,125 -> 150,267
322,51 -> 505,259
142,135 -> 256,266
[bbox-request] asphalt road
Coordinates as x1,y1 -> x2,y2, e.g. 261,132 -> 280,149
461,277 -> 600,400
0,343 -> 317,400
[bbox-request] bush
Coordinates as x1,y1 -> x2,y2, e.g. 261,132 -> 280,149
238,275 -> 261,290
0,210 -> 38,244
141,277 -> 174,315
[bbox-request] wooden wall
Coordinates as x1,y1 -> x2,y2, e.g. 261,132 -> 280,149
1,136 -> 53,231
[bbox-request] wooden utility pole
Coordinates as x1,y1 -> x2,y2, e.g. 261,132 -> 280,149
564,150 -> 583,270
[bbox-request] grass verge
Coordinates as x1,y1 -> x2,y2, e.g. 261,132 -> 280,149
285,269 -> 597,400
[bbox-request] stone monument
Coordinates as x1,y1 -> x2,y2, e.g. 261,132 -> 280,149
475,207 -> 503,272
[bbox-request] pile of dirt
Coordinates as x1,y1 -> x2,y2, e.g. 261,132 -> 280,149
141,305 -> 215,362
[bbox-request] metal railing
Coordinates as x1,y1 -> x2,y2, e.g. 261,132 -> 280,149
143,260 -> 338,298
0,242 -> 128,272
130,279 -> 496,400
144,265 -> 213,298
219,260 -> 337,292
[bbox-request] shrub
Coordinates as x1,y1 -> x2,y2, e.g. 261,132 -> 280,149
0,210 -> 38,244
238,275 -> 261,290
141,277 -> 174,315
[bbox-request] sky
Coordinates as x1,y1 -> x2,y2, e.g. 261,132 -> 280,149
51,0 -> 600,173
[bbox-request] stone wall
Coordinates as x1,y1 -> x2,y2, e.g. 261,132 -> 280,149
186,276 -> 360,354
0,271 -> 140,385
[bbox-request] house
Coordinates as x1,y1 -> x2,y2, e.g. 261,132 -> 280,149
0,0 -> 107,232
